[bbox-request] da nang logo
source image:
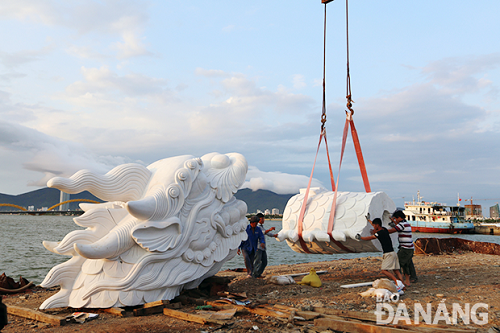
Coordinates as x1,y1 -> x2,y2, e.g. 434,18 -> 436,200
375,295 -> 488,326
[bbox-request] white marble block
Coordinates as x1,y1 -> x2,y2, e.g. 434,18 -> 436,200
278,188 -> 397,254
39,153 -> 248,309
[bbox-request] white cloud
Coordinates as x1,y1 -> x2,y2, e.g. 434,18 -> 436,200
0,120 -> 133,190
195,68 -> 230,78
0,1 -> 499,215
242,166 -> 324,194
0,0 -> 151,60
292,74 -> 306,89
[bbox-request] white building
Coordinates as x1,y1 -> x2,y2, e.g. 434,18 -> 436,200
60,191 -> 70,211
272,208 -> 279,215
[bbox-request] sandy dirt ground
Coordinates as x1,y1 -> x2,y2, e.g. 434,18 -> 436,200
2,251 -> 500,333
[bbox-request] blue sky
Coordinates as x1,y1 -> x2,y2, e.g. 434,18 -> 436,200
0,1 -> 499,214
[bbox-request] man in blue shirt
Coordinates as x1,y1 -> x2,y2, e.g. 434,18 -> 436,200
253,213 -> 277,278
237,216 -> 265,278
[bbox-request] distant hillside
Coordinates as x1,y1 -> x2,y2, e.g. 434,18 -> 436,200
0,187 -> 296,214
234,189 -> 295,214
0,188 -> 101,211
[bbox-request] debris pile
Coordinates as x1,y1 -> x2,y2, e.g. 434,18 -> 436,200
0,273 -> 33,294
414,237 -> 500,255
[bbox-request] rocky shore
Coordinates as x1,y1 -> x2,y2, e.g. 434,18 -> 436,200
2,251 -> 500,332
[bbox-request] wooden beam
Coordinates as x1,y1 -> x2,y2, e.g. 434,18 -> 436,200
163,308 -> 226,325
313,307 -> 378,322
163,308 -> 207,324
295,310 -> 320,320
261,304 -> 318,320
315,316 -> 476,333
134,305 -> 165,316
143,300 -> 169,308
315,317 -> 409,333
102,307 -> 133,317
6,305 -> 66,326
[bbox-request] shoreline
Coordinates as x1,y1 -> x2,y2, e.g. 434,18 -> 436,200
2,251 -> 500,332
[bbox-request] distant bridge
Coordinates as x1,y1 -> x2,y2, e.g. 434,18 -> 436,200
0,203 -> 28,211
0,199 -> 102,213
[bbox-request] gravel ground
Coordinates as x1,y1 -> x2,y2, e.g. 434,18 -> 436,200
2,251 -> 500,332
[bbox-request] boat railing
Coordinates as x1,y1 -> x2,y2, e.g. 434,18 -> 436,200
405,209 -> 452,216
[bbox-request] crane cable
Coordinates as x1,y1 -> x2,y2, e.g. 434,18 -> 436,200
296,0 -> 371,254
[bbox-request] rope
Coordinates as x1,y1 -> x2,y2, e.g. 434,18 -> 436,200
296,0 -> 371,254
345,0 -> 354,115
321,4 -> 327,132
296,3 -> 335,254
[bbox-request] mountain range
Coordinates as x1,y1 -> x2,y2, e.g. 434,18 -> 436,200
0,188 -> 295,214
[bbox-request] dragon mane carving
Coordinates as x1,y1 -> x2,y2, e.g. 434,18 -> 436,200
39,153 -> 248,309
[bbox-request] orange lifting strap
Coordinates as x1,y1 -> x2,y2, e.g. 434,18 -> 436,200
296,0 -> 370,254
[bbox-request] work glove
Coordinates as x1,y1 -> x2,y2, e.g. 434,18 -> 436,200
365,213 -> 370,221
388,222 -> 396,228
355,234 -> 361,241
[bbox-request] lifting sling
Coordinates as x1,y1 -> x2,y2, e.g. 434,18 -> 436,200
296,0 -> 370,254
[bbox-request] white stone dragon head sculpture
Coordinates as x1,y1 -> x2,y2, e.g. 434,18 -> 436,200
39,152 -> 248,309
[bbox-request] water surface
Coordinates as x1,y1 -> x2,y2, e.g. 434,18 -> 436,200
1,215 -> 498,284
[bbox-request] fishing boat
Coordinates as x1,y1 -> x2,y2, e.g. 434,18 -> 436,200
403,191 -> 474,234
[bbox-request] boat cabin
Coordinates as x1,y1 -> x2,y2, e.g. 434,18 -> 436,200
404,201 -> 466,223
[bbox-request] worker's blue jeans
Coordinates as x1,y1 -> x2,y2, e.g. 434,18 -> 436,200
241,249 -> 255,276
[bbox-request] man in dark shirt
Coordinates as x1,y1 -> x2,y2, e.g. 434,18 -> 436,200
237,216 -> 265,278
357,218 -> 404,286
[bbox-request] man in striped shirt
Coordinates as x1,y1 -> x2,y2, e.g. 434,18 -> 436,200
388,210 -> 415,287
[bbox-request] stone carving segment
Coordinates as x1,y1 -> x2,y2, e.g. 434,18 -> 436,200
278,188 -> 396,254
40,153 -> 248,309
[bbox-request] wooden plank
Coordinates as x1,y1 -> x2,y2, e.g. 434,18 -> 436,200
163,308 -> 207,324
134,305 -> 165,316
196,308 -> 237,320
313,307 -> 378,322
6,305 -> 66,326
315,317 -> 410,333
143,300 -> 169,308
396,326 -> 475,333
102,307 -> 133,317
261,305 -> 318,320
248,307 -> 289,318
163,308 -> 226,325
296,310 -> 321,320
273,304 -> 298,311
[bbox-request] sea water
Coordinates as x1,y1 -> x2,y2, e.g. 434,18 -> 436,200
1,215 -> 499,284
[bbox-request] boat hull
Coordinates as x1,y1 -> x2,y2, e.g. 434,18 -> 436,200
409,221 -> 475,234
